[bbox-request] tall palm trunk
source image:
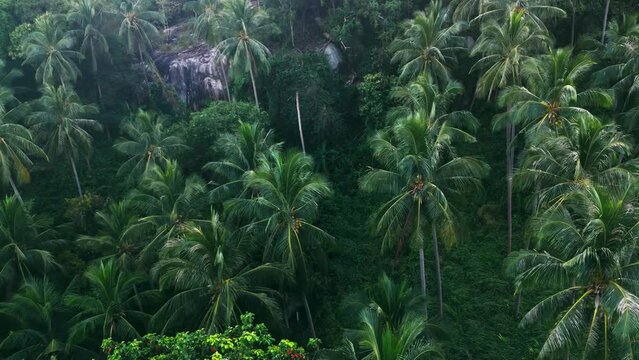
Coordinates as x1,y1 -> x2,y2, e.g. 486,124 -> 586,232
570,0 -> 577,47
248,60 -> 259,108
417,199 -> 428,319
243,41 -> 260,108
289,14 -> 295,48
432,224 -> 443,317
295,92 -> 306,155
70,156 -> 83,197
8,176 -> 24,206
302,294 -> 316,338
601,0 -> 610,44
506,122 -> 513,254
506,101 -> 515,254
220,59 -> 231,101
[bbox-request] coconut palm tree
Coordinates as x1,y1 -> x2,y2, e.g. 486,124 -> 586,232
0,196 -> 59,294
184,0 -> 223,43
471,9 -> 549,253
203,121 -> 280,203
450,0 -> 566,30
593,15 -> 639,132
389,0 -> 467,84
67,0 -> 110,100
360,111 -> 488,318
66,259 -> 149,344
0,279 -> 95,360
22,13 -> 83,88
29,85 -> 101,198
507,178 -> 639,359
215,0 -> 273,108
129,160 -> 205,264
515,116 -> 636,212
495,48 -> 612,136
226,149 -> 332,336
152,211 -> 286,333
76,199 -> 148,271
113,109 -> 188,183
0,62 -> 47,205
116,0 -> 164,62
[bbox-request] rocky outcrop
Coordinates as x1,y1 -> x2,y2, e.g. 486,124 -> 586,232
154,45 -> 229,106
322,42 -> 343,71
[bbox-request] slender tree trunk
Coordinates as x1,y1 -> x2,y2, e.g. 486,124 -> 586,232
295,92 -> 306,155
302,294 -> 316,338
417,199 -> 428,319
506,122 -> 513,254
248,61 -> 259,108
8,176 -> 24,206
419,238 -> 428,318
290,15 -> 295,48
70,157 -> 83,197
220,59 -> 231,101
601,0 -> 610,44
432,224 -> 444,318
570,0 -> 577,47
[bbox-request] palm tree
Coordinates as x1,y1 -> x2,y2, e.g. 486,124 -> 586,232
507,179 -> 639,359
0,196 -> 59,295
0,62 -> 47,205
0,279 -> 95,360
470,9 -> 549,253
152,212 -> 286,333
184,0 -> 223,43
29,85 -> 101,198
342,273 -> 428,332
593,15 -> 639,131
117,0 -> 164,62
226,150 -> 332,336
129,160 -> 205,263
450,0 -> 566,30
215,0 -> 273,108
22,13 -> 83,88
495,48 -> 612,135
113,109 -> 188,183
76,199 -> 148,270
515,116 -> 636,212
351,309 -> 443,360
389,0 -> 467,84
66,259 -> 149,344
203,121 -> 280,203
67,0 -> 110,100
361,82 -> 488,318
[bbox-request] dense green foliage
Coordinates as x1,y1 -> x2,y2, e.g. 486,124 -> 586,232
1,0 -> 639,359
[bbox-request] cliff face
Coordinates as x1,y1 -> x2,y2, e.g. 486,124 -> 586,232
153,45 -> 230,106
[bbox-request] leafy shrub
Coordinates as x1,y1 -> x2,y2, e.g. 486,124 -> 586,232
177,101 -> 269,172
102,313 -> 318,360
358,72 -> 397,130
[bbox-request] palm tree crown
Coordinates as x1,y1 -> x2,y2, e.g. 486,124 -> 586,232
390,0 -> 467,84
22,13 -> 83,87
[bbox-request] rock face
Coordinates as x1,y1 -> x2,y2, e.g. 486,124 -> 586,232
322,42 -> 343,71
154,45 -> 229,106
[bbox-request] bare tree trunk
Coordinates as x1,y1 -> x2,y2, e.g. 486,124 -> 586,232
8,176 -> 24,206
419,236 -> 428,319
570,0 -> 577,47
302,294 -> 316,338
221,60 -> 231,101
506,122 -> 513,254
70,157 -> 83,197
432,224 -> 444,317
248,63 -> 259,108
295,92 -> 306,155
290,15 -> 295,48
601,0 -> 610,44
